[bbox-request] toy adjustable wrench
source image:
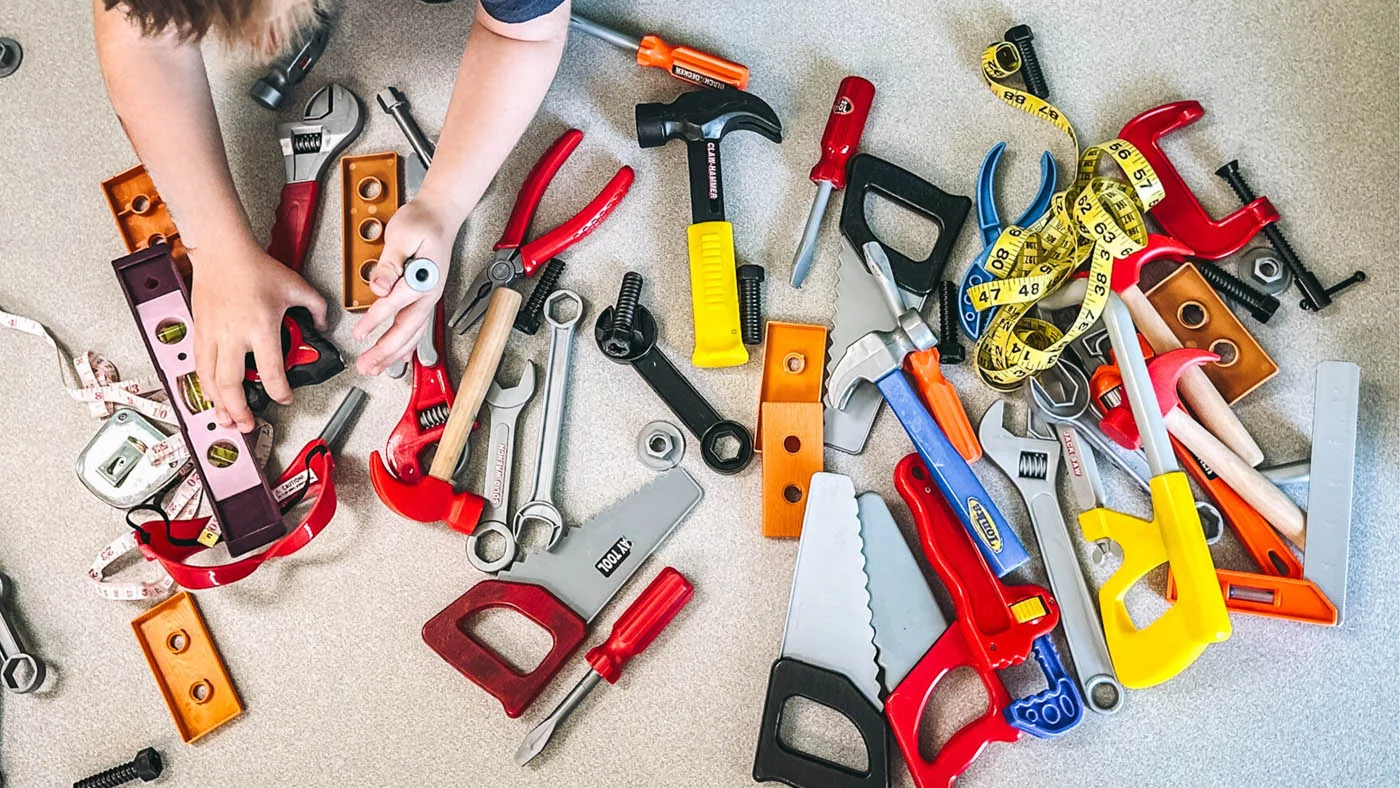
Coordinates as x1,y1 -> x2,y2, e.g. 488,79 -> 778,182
378,303 -> 454,486
1077,285 -> 1230,688
826,242 -> 1029,575
270,83 -> 363,273
887,455 -> 1082,787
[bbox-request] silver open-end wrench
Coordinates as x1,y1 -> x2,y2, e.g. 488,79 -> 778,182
979,401 -> 1124,715
0,572 -> 45,694
513,290 -> 583,550
467,361 -> 538,573
1029,362 -> 1223,544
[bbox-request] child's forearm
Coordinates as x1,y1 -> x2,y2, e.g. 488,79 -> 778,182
92,0 -> 256,255
414,2 -> 571,229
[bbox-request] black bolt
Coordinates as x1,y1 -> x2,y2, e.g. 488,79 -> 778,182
1301,270 -> 1366,311
1215,160 -> 1332,311
1195,262 -> 1280,323
602,271 -> 645,358
937,280 -> 964,364
513,258 -> 566,335
1004,25 -> 1049,99
74,747 -> 163,788
736,264 -> 765,346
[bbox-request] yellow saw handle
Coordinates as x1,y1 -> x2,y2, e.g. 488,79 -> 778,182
687,221 -> 748,368
1078,471 -> 1231,689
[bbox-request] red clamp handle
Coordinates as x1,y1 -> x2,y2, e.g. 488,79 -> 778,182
587,567 -> 693,684
422,580 -> 588,718
137,441 -> 338,589
810,76 -> 875,188
268,179 -> 321,274
496,129 -> 584,252
384,303 -> 454,484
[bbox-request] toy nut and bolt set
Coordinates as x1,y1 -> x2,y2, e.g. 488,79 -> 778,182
0,11 -> 1366,786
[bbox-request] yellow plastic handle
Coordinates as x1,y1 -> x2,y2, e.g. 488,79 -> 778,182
687,221 -> 748,368
1078,471 -> 1231,688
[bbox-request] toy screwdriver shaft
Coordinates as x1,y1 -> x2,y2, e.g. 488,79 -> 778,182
569,14 -> 749,90
515,568 -> 694,766
790,77 -> 875,287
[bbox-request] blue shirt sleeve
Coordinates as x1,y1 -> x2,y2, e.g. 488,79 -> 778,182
480,0 -> 566,23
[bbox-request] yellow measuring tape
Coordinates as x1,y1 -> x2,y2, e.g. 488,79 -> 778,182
969,41 -> 1166,391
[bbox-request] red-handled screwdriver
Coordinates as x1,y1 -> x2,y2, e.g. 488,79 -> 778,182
789,76 -> 876,287
514,567 -> 695,766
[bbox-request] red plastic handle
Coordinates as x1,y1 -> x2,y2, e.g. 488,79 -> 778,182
268,179 -> 321,274
516,165 -> 635,276
495,129 -> 584,252
586,567 -> 694,684
810,76 -> 875,189
385,304 -> 454,484
422,580 -> 588,718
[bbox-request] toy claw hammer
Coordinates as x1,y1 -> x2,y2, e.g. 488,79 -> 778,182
368,288 -> 523,533
1078,278 -> 1230,688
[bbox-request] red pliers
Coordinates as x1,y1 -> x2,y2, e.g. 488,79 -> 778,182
448,129 -> 634,333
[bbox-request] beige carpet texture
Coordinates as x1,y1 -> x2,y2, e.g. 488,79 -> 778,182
2,0 -> 1398,785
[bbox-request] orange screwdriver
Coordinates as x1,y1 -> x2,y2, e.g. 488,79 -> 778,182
515,568 -> 695,765
569,14 -> 749,90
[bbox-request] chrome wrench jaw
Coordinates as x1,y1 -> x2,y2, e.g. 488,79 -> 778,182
978,401 -> 1125,715
513,291 -> 583,551
468,363 -> 538,574
281,83 -> 364,183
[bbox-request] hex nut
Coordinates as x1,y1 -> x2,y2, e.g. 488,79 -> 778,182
637,421 -> 685,471
1238,247 -> 1292,296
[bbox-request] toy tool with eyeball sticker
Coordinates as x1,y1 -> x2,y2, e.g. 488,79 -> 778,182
113,244 -> 284,557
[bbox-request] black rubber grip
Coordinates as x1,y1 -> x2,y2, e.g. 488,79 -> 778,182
752,657 -> 889,788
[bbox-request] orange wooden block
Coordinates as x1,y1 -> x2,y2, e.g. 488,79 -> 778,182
102,164 -> 190,281
342,152 -> 401,311
132,592 -> 243,743
760,402 -> 824,538
756,322 -> 826,452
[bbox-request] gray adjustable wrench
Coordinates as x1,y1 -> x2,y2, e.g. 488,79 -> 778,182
979,401 -> 1123,715
0,572 -> 45,694
467,362 -> 538,573
513,291 -> 583,551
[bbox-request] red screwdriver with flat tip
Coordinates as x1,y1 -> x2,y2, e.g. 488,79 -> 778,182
515,568 -> 695,766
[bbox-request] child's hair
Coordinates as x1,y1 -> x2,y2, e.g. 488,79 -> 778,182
104,0 -> 328,56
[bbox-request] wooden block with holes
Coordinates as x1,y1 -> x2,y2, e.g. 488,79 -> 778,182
131,591 -> 243,743
761,402 -> 824,538
1145,263 -> 1277,404
101,164 -> 191,281
758,322 -> 827,538
342,152 -> 401,311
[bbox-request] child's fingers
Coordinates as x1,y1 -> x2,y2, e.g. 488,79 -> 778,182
213,342 -> 256,432
251,328 -> 292,406
356,306 -> 428,376
290,282 -> 329,331
195,327 -> 228,428
353,284 -> 416,342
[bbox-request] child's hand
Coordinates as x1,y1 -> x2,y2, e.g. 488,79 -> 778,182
353,199 -> 454,376
190,241 -> 328,432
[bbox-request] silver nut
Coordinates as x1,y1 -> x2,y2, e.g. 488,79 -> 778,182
637,421 -> 685,471
1239,247 -> 1292,295
1252,255 -> 1283,285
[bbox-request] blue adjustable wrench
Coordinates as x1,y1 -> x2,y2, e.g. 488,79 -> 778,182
958,143 -> 1058,341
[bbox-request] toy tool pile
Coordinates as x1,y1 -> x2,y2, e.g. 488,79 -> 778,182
0,10 -> 1374,787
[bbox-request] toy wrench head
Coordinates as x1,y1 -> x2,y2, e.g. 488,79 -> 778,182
280,83 -> 365,183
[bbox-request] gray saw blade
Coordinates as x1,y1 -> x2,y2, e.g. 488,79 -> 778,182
824,241 -> 925,454
500,467 -> 702,622
857,492 -> 947,695
780,472 -> 882,709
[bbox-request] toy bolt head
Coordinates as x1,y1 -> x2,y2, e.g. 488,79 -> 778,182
737,264 -> 765,284
1004,24 -> 1034,44
133,748 -> 164,782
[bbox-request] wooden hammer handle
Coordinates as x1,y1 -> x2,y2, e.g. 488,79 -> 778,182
428,287 -> 524,482
1164,408 -> 1305,548
1120,285 -> 1264,466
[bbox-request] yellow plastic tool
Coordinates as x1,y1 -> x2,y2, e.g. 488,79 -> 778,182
687,222 -> 747,367
1079,472 -> 1231,688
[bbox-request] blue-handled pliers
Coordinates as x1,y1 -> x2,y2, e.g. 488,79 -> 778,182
957,143 -> 1058,341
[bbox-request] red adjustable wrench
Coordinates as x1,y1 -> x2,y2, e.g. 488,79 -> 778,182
885,454 -> 1080,788
1118,101 -> 1278,260
380,302 -> 455,485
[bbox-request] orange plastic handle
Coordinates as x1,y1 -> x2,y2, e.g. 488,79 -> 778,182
637,34 -> 749,90
905,348 -> 981,462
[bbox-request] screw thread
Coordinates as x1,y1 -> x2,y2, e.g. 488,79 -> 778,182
1015,44 -> 1049,98
612,271 -> 644,335
75,763 -> 139,788
736,265 -> 764,346
1215,162 -> 1258,203
937,281 -> 965,363
514,259 -> 566,334
1196,262 -> 1279,321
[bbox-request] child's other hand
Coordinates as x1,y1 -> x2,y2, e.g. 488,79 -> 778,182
354,199 -> 453,376
190,241 -> 328,432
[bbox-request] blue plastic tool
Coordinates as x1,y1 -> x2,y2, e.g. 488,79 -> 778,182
1005,635 -> 1085,737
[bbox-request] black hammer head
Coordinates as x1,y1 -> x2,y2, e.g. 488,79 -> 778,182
635,88 -> 783,148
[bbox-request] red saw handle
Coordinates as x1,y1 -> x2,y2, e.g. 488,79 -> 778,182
587,567 -> 693,683
421,580 -> 588,718
810,76 -> 875,189
268,179 -> 321,274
